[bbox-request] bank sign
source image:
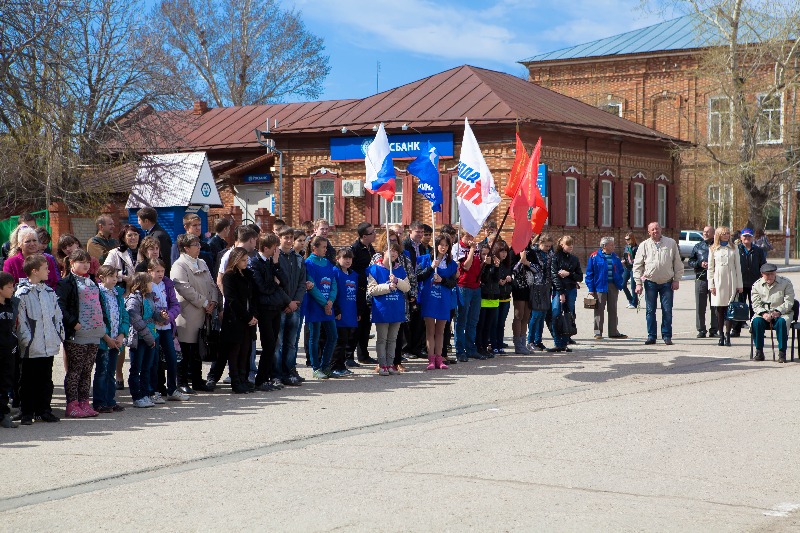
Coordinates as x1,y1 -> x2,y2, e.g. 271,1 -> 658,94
330,132 -> 454,161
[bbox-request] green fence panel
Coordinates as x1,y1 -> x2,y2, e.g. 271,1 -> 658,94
0,210 -> 51,245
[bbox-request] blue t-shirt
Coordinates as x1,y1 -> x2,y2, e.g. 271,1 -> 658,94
368,263 -> 407,324
333,267 -> 359,328
304,256 -> 337,323
418,254 -> 458,320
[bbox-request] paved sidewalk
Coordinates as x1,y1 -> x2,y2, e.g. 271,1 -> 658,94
2,273 -> 800,531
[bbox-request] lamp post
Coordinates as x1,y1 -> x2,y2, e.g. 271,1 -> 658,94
255,128 -> 283,218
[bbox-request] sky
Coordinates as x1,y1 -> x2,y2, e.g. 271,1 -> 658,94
291,0 -> 669,102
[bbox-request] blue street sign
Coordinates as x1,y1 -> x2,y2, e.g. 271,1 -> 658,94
243,173 -> 272,183
331,132 -> 454,161
537,163 -> 547,197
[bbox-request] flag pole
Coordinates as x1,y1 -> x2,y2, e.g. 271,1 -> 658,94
383,195 -> 393,276
431,207 -> 436,263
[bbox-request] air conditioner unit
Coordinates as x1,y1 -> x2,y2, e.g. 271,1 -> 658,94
342,179 -> 365,197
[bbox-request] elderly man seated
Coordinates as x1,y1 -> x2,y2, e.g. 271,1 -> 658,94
750,263 -> 795,363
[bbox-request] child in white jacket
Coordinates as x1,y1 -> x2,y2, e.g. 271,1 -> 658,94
15,254 -> 65,425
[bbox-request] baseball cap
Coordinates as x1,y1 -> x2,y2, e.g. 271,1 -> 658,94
741,228 -> 754,237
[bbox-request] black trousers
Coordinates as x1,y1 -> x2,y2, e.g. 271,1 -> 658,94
0,345 -> 14,416
347,312 -> 372,362
20,356 -> 54,417
333,327 -> 355,371
227,328 -> 254,384
255,309 -> 281,386
402,306 -> 426,356
178,342 -> 204,388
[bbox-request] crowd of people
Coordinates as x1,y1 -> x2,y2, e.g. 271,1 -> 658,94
0,209 -> 793,429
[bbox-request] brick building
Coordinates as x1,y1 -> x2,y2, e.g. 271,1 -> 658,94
521,12 -> 798,255
90,65 -> 679,259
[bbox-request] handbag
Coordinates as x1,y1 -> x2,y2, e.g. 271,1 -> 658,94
583,295 -> 597,309
555,309 -> 578,337
199,309 -> 221,362
726,300 -> 750,322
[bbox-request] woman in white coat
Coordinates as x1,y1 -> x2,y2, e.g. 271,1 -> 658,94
708,226 -> 743,347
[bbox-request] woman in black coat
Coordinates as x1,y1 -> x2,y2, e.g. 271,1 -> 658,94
221,247 -> 258,393
549,235 -> 583,352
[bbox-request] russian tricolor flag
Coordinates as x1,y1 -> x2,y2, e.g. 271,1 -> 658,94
364,123 -> 396,202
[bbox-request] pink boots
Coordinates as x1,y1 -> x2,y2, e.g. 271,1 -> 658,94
427,355 -> 449,370
65,401 -> 99,418
426,355 -> 436,370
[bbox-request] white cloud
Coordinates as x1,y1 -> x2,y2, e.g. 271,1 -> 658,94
294,0 -> 533,63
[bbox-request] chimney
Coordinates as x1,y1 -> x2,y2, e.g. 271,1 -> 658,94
193,100 -> 209,115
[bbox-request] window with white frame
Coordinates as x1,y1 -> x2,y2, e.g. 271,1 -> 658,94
599,102 -> 623,117
600,180 -> 612,227
633,182 -> 644,228
657,184 -> 667,227
565,177 -> 577,226
757,93 -> 783,144
379,178 -> 403,224
708,184 -> 733,228
451,174 -> 460,225
708,96 -> 732,145
764,184 -> 786,231
314,179 -> 334,224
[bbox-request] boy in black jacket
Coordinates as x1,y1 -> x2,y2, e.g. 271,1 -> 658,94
0,272 -> 19,428
251,234 -> 290,391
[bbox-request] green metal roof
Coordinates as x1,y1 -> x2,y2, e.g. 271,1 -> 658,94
520,12 -> 713,63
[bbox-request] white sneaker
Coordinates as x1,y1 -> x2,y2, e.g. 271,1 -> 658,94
167,391 -> 189,401
133,398 -> 152,408
626,304 -> 636,309
222,375 -> 231,384
150,393 -> 166,405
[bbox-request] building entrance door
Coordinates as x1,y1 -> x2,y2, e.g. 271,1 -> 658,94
234,184 -> 274,224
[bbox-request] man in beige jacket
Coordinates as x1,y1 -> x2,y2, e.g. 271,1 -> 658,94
633,222 -> 684,345
750,263 -> 795,363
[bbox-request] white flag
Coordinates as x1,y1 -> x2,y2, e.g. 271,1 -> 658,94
456,118 -> 501,236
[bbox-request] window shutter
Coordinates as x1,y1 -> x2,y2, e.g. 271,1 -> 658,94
550,172 -> 566,226
613,180 -> 624,227
645,181 -> 656,227
401,172 -> 414,226
628,180 -> 636,228
333,174 -> 345,226
364,190 -> 380,226
667,183 -> 677,229
299,178 -> 313,223
578,177 -> 591,227
596,180 -> 604,227
438,172 -> 451,225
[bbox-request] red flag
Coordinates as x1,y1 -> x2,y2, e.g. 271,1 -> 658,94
503,134 -> 529,198
510,138 -> 547,254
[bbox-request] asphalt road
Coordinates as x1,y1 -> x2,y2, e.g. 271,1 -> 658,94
2,271 -> 800,532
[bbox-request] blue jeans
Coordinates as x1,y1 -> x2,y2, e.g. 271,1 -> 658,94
456,287 -> 482,356
551,288 -> 577,348
275,311 -> 301,379
153,329 -> 178,395
644,280 -> 674,340
308,320 -> 338,371
493,300 -> 510,348
93,348 -> 118,408
129,341 -> 156,401
528,310 -> 547,344
622,267 -> 637,306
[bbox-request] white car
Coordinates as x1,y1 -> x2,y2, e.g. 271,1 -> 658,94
678,230 -> 704,260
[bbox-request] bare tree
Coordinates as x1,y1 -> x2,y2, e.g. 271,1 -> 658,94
0,0 -> 189,214
149,0 -> 330,106
647,0 -> 800,230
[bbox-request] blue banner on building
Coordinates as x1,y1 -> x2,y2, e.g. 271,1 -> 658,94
331,132 -> 454,161
537,164 -> 547,197
243,173 -> 272,183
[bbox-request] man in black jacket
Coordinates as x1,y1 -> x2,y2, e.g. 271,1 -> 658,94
250,234 -> 290,391
401,221 -> 430,358
207,217 -> 232,278
687,226 -> 716,338
730,227 -> 767,337
348,222 -> 376,366
136,207 -> 173,276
